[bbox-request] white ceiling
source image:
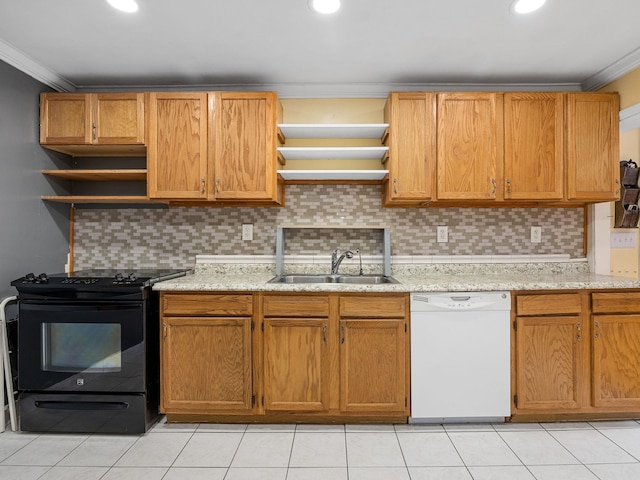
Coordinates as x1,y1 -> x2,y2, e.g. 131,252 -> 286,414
1,0 -> 640,96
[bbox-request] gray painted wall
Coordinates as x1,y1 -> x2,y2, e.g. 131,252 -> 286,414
0,60 -> 70,300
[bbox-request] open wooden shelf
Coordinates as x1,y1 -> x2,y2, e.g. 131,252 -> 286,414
41,195 -> 162,204
42,169 -> 147,181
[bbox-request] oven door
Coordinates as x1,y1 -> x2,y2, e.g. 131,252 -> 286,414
18,301 -> 146,393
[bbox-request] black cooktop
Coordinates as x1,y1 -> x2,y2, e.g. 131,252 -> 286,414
11,268 -> 190,289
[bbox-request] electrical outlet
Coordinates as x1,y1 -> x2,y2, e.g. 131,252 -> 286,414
530,226 -> 542,243
242,223 -> 253,241
437,226 -> 449,243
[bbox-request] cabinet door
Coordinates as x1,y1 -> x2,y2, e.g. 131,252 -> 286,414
514,316 -> 586,412
437,92 -> 502,200
93,93 -> 145,145
566,93 -> 620,202
592,315 -> 640,409
211,92 -> 279,201
383,92 -> 436,203
161,316 -> 253,413
504,93 -> 564,200
263,317 -> 331,412
340,319 -> 406,414
40,93 -> 91,145
147,93 -> 208,199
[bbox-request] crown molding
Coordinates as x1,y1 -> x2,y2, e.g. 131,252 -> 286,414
582,47 -> 640,91
0,39 -> 76,92
76,81 -> 583,97
620,103 -> 640,133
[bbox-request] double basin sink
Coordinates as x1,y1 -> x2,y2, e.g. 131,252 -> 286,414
268,274 -> 399,285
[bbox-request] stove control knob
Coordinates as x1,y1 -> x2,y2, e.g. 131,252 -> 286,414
24,273 -> 36,283
114,273 -> 124,282
126,273 -> 137,282
37,273 -> 49,283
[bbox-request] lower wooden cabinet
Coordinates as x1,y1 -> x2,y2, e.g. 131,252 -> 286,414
262,293 -> 409,417
512,291 -> 640,419
263,296 -> 331,412
339,296 -> 407,414
160,291 -> 409,421
160,293 -> 254,415
591,293 -> 640,409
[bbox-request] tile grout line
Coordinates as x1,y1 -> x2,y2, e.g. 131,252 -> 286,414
492,423 -> 580,479
222,423 -> 248,480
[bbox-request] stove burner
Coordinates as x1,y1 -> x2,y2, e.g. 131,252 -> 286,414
22,273 -> 49,284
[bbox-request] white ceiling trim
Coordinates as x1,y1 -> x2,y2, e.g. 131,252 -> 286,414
0,39 -> 76,92
582,46 -> 640,91
620,103 -> 640,133
77,82 -> 583,97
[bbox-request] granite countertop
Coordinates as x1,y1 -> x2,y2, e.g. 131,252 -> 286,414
154,263 -> 640,293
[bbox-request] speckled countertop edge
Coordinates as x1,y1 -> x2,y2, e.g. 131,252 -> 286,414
154,265 -> 640,292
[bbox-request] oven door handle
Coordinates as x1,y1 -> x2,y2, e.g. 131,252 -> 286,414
34,400 -> 130,411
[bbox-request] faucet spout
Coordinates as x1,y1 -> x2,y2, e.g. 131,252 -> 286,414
331,248 -> 358,275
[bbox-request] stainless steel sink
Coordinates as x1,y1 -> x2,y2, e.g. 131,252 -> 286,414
268,275 -> 334,284
268,274 -> 399,285
335,275 -> 399,284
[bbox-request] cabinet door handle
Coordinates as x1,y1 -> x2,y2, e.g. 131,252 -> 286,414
393,178 -> 398,195
201,178 -> 205,194
506,178 -> 511,195
215,178 -> 221,194
340,325 -> 345,344
491,178 -> 496,195
162,323 -> 167,342
322,325 -> 327,344
576,322 -> 581,341
92,122 -> 96,141
594,321 -> 600,339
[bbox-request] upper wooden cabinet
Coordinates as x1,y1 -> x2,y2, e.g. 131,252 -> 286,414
503,93 -> 564,200
383,90 -> 619,206
147,91 -> 282,204
382,92 -> 436,205
40,93 -> 145,156
437,92 -> 502,201
147,92 -> 209,200
566,93 -> 620,202
211,92 -> 281,202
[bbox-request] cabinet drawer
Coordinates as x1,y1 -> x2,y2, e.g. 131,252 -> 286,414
162,293 -> 253,316
340,295 -> 406,318
592,292 -> 640,314
263,295 -> 330,317
516,293 -> 582,316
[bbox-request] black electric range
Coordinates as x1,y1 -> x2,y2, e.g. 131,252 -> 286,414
11,268 -> 189,434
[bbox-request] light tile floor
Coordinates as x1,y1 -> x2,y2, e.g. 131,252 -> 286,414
0,419 -> 639,479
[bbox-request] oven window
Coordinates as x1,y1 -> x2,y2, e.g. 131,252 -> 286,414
42,323 -> 122,373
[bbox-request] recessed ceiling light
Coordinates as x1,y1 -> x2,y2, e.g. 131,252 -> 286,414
107,0 -> 139,13
309,0 -> 341,15
511,0 -> 546,14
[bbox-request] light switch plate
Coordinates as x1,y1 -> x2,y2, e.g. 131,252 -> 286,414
611,231 -> 636,248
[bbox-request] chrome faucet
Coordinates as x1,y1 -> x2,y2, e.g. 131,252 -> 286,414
331,248 -> 359,275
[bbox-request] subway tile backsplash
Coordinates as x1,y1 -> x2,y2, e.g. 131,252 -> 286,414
73,184 -> 585,270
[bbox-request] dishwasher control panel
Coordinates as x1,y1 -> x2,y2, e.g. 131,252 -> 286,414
411,292 -> 511,312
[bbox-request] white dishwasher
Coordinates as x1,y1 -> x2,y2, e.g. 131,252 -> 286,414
410,291 -> 511,423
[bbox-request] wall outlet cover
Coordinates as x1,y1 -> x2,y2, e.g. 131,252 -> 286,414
530,226 -> 542,243
242,224 -> 254,241
437,226 -> 448,243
